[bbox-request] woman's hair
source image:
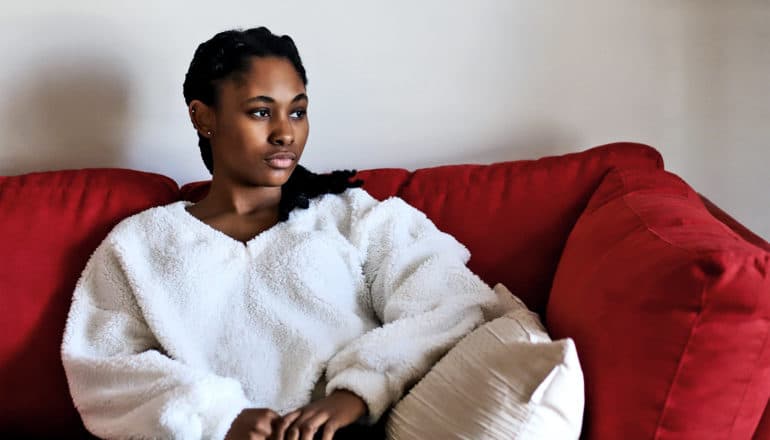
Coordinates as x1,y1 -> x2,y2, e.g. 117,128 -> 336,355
182,27 -> 362,221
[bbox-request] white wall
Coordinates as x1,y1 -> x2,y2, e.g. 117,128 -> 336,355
1,0 -> 768,239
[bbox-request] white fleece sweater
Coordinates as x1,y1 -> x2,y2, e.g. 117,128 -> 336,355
61,187 -> 497,440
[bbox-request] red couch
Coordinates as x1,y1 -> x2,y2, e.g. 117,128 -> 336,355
2,142 -> 769,439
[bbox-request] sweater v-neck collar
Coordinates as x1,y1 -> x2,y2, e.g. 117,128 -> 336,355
171,200 -> 289,249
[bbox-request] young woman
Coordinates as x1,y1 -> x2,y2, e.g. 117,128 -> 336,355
61,27 -> 497,440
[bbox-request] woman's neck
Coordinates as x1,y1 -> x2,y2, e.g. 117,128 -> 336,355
197,175 -> 282,217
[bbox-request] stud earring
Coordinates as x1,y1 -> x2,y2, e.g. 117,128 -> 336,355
206,130 -> 212,136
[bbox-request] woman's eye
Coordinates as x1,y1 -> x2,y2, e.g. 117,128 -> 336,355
251,108 -> 270,118
290,109 -> 307,119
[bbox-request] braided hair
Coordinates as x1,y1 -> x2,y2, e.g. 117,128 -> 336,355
182,27 -> 362,221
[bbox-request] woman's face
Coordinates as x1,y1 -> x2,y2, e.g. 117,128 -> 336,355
207,56 -> 309,187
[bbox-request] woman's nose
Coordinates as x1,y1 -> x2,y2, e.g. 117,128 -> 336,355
269,118 -> 294,146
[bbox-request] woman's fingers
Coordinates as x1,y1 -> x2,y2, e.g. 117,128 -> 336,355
300,413 -> 329,440
284,414 -> 305,440
320,420 -> 340,440
254,410 -> 279,434
249,429 -> 268,440
285,411 -> 329,440
272,410 -> 300,440
243,409 -> 278,440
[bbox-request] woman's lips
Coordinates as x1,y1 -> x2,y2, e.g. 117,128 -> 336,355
264,152 -> 296,169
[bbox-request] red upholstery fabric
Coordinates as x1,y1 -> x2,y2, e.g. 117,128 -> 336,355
181,142 -> 663,315
754,404 -> 770,440
0,169 -> 179,437
351,168 -> 411,201
179,179 -> 211,202
547,168 -> 770,439
704,187 -> 770,439
394,142 -> 663,315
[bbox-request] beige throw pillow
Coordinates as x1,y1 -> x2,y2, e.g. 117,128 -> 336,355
386,284 -> 584,439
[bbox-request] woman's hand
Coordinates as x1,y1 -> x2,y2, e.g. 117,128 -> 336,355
225,408 -> 281,440
272,389 -> 367,440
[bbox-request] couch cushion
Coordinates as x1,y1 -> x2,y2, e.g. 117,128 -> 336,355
0,169 -> 179,437
182,142 -> 663,316
547,168 -> 770,439
395,142 -> 662,315
701,192 -> 770,440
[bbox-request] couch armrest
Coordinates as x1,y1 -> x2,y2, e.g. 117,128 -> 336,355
547,167 -> 770,440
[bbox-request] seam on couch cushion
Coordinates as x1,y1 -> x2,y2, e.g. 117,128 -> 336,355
730,325 -> 770,438
651,276 -> 706,439
619,189 -> 746,260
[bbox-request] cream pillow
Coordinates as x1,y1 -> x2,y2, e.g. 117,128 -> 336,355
386,284 -> 584,440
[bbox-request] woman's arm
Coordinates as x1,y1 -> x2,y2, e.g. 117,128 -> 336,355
61,240 -> 251,440
323,190 -> 498,423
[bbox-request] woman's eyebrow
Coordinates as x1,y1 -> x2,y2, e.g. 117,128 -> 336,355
243,93 -> 309,105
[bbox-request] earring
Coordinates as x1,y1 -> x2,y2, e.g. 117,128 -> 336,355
206,130 -> 212,136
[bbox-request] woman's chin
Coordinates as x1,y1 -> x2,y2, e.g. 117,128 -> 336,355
223,162 -> 298,188
252,164 -> 296,186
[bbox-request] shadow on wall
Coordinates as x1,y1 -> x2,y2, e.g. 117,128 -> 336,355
432,120 -> 581,168
0,53 -> 132,176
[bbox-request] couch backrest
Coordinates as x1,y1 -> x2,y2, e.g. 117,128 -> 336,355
0,169 -> 178,437
373,142 -> 663,315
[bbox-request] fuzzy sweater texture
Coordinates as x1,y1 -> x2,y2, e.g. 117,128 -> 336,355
61,188 -> 497,440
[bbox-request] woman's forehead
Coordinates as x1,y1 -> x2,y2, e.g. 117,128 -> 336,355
220,57 -> 306,104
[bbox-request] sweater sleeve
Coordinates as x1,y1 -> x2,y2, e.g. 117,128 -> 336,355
61,239 -> 251,440
324,190 -> 498,423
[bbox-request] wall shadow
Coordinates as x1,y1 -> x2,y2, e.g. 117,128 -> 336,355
432,120 -> 582,168
1,53 -> 132,175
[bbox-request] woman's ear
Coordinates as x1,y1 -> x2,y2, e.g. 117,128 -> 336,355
188,100 -> 216,138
